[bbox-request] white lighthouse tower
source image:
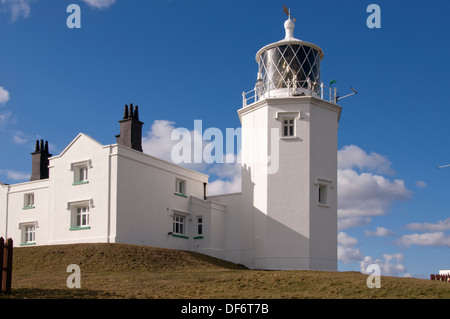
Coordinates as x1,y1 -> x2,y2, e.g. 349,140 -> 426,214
238,13 -> 341,270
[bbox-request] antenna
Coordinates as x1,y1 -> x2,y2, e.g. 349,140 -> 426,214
337,87 -> 358,101
283,5 -> 296,21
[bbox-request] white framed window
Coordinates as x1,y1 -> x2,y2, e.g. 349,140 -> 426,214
76,207 -> 90,227
19,221 -> 37,245
68,200 -> 93,230
23,193 -> 35,209
173,215 -> 185,235
78,166 -> 88,182
25,225 -> 35,243
197,216 -> 203,235
282,118 -> 295,137
175,178 -> 186,197
71,160 -> 91,185
275,112 -> 300,139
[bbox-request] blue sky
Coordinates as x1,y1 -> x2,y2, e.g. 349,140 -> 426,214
1,0 -> 450,279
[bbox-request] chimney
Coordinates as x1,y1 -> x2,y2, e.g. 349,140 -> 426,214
30,140 -> 52,181
116,103 -> 144,152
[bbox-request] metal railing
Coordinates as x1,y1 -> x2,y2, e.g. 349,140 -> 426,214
242,80 -> 338,107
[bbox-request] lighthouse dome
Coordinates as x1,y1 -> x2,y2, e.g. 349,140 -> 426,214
254,18 -> 324,97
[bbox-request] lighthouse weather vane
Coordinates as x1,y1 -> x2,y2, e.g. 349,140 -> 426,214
283,4 -> 296,21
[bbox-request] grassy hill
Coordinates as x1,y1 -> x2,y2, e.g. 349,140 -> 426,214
3,243 -> 450,299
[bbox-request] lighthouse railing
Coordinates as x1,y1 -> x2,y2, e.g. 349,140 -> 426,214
242,81 -> 338,107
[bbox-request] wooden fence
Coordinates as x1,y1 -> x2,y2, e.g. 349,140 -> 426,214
0,237 -> 13,294
430,274 -> 450,282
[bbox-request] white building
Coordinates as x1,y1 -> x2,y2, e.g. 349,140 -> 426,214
0,17 -> 341,271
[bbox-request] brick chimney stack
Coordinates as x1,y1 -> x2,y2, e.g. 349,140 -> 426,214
116,103 -> 144,152
30,140 -> 52,181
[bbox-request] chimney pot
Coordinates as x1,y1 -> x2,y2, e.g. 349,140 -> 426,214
123,104 -> 129,119
134,105 -> 139,120
129,104 -> 134,119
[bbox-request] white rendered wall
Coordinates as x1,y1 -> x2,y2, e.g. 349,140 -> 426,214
0,183 -> 7,238
48,133 -> 114,245
266,98 -> 312,270
308,98 -> 339,271
114,145 -> 208,251
0,180 -> 49,245
237,95 -> 340,270
207,192 -> 252,266
189,196 -> 227,260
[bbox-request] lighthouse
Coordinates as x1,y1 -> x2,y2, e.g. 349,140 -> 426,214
238,13 -> 341,270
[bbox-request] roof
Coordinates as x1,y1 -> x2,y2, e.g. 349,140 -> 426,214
255,18 -> 324,62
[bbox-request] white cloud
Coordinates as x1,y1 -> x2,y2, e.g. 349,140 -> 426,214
207,174 -> 241,196
141,119 -> 209,172
338,144 -> 395,175
11,130 -> 28,144
0,87 -> 10,104
405,218 -> 450,232
338,231 -> 359,247
0,111 -> 12,128
337,145 -> 412,226
207,152 -> 242,196
397,232 -> 450,248
339,231 -> 411,277
338,232 -> 364,264
0,169 -> 30,181
12,135 -> 27,144
338,168 -> 411,219
0,0 -> 32,21
415,180 -> 427,189
365,226 -> 395,237
338,217 -> 371,230
142,120 -> 178,162
81,0 -> 116,9
360,253 -> 410,277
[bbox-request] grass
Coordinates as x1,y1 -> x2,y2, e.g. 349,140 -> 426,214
2,243 -> 449,299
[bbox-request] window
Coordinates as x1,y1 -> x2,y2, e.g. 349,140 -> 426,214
76,207 -> 90,227
276,112 -> 299,139
68,200 -> 92,230
175,178 -> 187,197
79,166 -> 88,182
316,178 -> 332,207
25,226 -> 35,243
19,222 -> 37,245
197,217 -> 203,235
318,184 -> 328,205
283,118 -> 295,137
173,215 -> 185,235
71,160 -> 91,185
23,193 -> 35,209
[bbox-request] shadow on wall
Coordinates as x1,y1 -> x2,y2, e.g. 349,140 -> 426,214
220,164 -> 336,271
